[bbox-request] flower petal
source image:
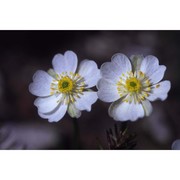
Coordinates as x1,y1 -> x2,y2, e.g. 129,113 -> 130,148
100,53 -> 132,82
52,53 -> 65,74
141,100 -> 153,116
147,80 -> 171,101
78,60 -> 100,88
29,70 -> 53,97
111,53 -> 132,74
100,62 -> 120,82
38,103 -> 67,122
148,65 -> 166,84
97,78 -> 120,102
67,103 -> 81,118
74,91 -> 98,112
52,51 -> 77,74
140,55 -> 159,77
64,51 -> 78,73
108,100 -> 144,121
34,94 -> 62,113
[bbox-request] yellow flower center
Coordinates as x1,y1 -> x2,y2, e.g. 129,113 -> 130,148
125,77 -> 141,92
116,71 -> 152,104
50,71 -> 86,104
58,76 -> 74,93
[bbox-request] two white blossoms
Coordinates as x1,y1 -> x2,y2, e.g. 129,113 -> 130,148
29,51 -> 171,122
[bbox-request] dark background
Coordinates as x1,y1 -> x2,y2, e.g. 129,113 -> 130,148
0,31 -> 179,149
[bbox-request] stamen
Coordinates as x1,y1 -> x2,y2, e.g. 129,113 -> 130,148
50,72 -> 86,104
116,71 -> 152,104
156,84 -> 160,88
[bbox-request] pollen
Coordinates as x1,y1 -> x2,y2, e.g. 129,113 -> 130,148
58,76 -> 74,93
125,77 -> 141,92
156,84 -> 160,88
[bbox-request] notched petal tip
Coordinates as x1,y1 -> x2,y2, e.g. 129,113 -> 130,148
144,55 -> 159,61
111,53 -> 128,60
111,52 -> 132,74
147,80 -> 171,102
52,50 -> 78,74
165,80 -> 171,91
160,80 -> 171,101
64,50 -> 77,56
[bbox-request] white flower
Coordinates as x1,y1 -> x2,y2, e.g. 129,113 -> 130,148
29,50 -> 100,122
97,53 -> 171,121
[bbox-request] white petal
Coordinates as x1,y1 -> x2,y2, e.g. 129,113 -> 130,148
38,103 -> 67,122
172,139 -> 180,150
100,53 -> 132,82
97,78 -> 120,102
111,53 -> 132,74
52,51 -> 77,74
108,100 -> 144,121
140,55 -> 159,77
148,65 -> 166,84
52,53 -> 65,74
29,70 -> 53,97
78,60 -> 100,88
67,103 -> 81,118
147,80 -> 171,101
141,100 -> 153,116
100,62 -> 120,82
34,94 -> 62,113
64,51 -> 78,73
74,91 -> 98,112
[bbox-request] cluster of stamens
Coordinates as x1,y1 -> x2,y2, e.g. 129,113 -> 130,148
116,71 -> 152,104
50,72 -> 86,104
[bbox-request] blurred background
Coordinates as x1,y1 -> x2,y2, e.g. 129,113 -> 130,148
0,31 -> 179,150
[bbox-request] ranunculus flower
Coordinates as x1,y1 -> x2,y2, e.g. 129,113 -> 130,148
29,51 -> 100,122
97,53 -> 171,121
